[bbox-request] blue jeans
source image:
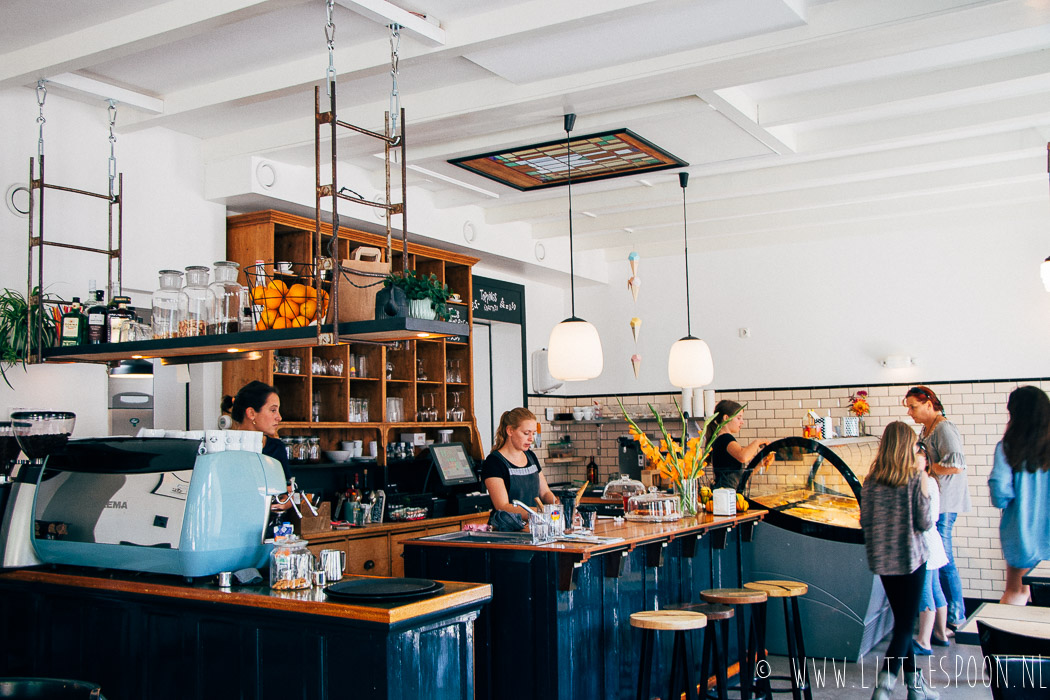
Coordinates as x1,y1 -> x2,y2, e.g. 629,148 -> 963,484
920,565 -> 945,612
937,512 -> 966,624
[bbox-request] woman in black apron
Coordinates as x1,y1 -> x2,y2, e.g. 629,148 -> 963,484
482,407 -> 556,521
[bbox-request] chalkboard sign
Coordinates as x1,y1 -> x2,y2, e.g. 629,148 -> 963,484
472,276 -> 524,325
445,304 -> 469,344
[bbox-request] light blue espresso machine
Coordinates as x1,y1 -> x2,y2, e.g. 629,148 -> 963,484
0,437 -> 285,578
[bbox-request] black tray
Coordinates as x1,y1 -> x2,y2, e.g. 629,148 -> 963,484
324,577 -> 444,602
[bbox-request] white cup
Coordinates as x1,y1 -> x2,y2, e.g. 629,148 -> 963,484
224,430 -> 244,451
583,407 -> 594,420
245,432 -> 264,453
572,408 -> 584,420
205,430 -> 225,453
340,441 -> 354,452
368,440 -> 378,457
276,261 -> 292,274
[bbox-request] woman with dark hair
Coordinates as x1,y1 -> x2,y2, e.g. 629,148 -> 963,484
860,422 -> 937,700
705,400 -> 767,490
989,385 -> 1050,605
221,380 -> 289,480
481,407 -> 556,519
904,385 -> 970,628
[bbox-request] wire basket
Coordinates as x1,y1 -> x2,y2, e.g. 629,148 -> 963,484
244,262 -> 331,330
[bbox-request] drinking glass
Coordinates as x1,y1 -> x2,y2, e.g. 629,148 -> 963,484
312,356 -> 326,375
416,359 -> 427,381
328,357 -> 344,377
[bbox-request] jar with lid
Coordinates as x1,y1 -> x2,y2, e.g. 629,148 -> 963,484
208,261 -> 247,335
307,437 -> 321,463
269,537 -> 312,590
151,270 -> 183,339
178,266 -> 212,337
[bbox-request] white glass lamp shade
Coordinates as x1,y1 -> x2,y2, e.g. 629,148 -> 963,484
1041,257 -> 1050,292
547,318 -> 603,381
668,336 -> 713,389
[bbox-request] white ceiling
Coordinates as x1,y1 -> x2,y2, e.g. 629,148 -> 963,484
3,0 -> 1050,259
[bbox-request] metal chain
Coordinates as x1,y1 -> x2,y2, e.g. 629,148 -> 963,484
35,80 -> 47,160
107,100 -> 118,198
325,0 -> 336,96
389,23 -> 401,137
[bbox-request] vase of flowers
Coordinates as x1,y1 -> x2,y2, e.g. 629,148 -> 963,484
617,398 -> 741,517
844,390 -> 870,437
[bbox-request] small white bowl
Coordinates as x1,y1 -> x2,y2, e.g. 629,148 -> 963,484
325,450 -> 352,463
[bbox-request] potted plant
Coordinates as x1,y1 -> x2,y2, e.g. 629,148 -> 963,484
381,270 -> 451,320
0,287 -> 59,388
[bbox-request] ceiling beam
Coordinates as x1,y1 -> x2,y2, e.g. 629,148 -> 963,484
0,0 -> 312,89
333,0 -> 445,45
45,73 -> 165,114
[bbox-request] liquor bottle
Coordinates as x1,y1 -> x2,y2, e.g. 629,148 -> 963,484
586,455 -> 599,485
86,289 -> 107,344
533,423 -> 542,448
106,296 -> 134,342
349,472 -> 362,503
60,297 -> 86,346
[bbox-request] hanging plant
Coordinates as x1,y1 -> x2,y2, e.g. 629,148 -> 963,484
382,270 -> 452,320
0,287 -> 59,388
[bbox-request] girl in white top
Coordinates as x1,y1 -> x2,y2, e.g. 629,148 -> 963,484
914,442 -> 952,654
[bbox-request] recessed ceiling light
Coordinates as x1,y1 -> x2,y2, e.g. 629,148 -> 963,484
623,227 -> 634,234
638,179 -> 654,187
582,211 -> 597,218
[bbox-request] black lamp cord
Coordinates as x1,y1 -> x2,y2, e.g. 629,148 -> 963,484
565,114 -> 576,318
680,171 -> 692,337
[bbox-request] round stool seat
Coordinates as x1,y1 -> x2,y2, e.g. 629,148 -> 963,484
700,587 -> 768,605
630,610 -> 707,631
669,602 -> 735,621
745,580 -> 808,598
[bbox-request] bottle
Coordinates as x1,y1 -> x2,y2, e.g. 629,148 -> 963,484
249,259 -> 266,330
587,455 -> 599,485
60,297 -> 86,346
178,265 -> 211,337
86,288 -> 107,344
106,296 -> 134,342
533,423 -> 542,448
348,472 -> 362,503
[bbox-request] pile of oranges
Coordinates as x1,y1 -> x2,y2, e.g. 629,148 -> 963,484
251,280 -> 329,330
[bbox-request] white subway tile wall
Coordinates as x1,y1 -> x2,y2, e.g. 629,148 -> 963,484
528,380 -> 1045,602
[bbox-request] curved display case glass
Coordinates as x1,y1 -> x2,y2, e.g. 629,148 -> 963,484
740,436 -> 878,545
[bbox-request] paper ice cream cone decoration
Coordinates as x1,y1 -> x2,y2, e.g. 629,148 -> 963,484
628,251 -> 639,278
630,317 -> 641,344
628,276 -> 640,302
631,354 -> 642,379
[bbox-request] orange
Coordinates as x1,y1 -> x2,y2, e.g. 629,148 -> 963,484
268,279 -> 289,295
255,318 -> 269,331
286,283 -> 309,305
278,299 -> 300,319
258,308 -> 279,328
251,286 -> 268,304
262,287 -> 283,310
304,286 -> 318,300
300,299 -> 318,321
290,315 -> 309,328
272,316 -> 289,330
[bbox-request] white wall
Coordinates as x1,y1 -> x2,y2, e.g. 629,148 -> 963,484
567,197 -> 1050,394
0,86 -> 226,433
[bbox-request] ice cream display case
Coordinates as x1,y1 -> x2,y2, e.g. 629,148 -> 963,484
740,435 -> 890,662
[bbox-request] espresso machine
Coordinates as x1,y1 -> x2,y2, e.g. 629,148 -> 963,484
0,416 -> 285,578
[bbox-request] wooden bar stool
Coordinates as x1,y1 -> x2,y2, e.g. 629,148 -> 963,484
671,602 -> 736,700
631,609 -> 707,700
700,587 -> 769,700
744,581 -> 812,700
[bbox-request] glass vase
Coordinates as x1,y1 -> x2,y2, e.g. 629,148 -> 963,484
675,478 -> 699,517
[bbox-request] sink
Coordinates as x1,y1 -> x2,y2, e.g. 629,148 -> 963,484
421,530 -> 539,544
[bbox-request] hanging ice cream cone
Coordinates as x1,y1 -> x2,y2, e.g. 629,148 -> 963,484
631,354 -> 642,379
630,317 -> 641,344
628,276 -> 640,302
628,251 -> 639,278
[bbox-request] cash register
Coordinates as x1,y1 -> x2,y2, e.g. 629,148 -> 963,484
383,442 -> 490,518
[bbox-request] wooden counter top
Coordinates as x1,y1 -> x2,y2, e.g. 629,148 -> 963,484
304,511 -> 488,543
404,509 -> 765,561
0,568 -> 491,626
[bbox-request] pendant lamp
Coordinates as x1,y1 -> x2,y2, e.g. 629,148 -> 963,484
547,113 -> 603,381
668,172 -> 714,388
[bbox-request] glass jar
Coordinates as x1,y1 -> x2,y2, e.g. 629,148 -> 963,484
208,261 -> 247,335
269,537 -> 312,590
624,491 -> 683,522
307,437 -> 321,463
152,270 -> 183,339
178,266 -> 212,337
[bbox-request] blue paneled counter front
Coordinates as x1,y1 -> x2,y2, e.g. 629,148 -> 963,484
404,510 -> 765,700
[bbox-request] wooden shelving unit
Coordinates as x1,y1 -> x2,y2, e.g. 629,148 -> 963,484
223,210 -> 482,462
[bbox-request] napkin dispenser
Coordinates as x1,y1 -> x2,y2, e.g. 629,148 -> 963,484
712,487 -> 737,516
18,437 -> 285,577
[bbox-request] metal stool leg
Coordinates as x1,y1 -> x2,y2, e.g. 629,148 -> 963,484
638,628 -> 654,700
752,601 -> 772,699
683,628 -> 699,700
781,599 -> 802,700
791,597 -> 812,700
712,620 -> 729,700
669,630 -> 683,700
737,605 -> 753,700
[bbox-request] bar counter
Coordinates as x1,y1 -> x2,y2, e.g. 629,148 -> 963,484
0,567 -> 491,700
405,509 -> 765,700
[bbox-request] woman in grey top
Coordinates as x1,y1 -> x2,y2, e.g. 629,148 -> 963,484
860,422 -> 937,700
905,385 -> 970,628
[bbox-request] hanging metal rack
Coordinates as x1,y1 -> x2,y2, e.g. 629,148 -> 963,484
27,83 -> 123,364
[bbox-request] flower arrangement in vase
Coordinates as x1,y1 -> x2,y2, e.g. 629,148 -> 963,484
617,398 -> 741,516
848,390 -> 870,417
382,270 -> 452,320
